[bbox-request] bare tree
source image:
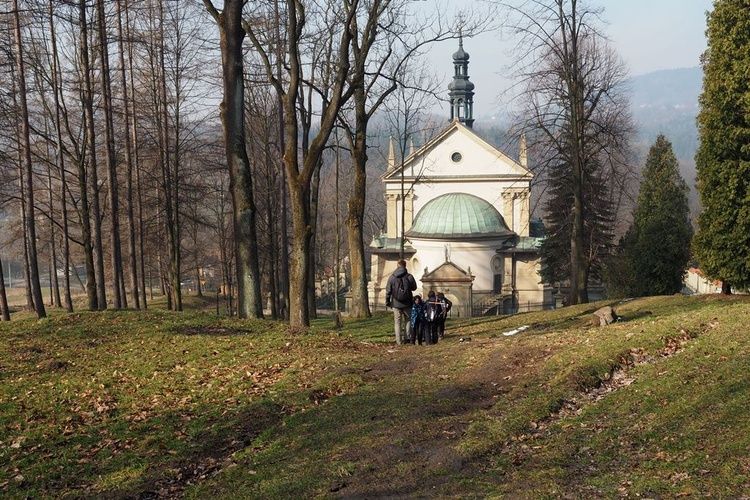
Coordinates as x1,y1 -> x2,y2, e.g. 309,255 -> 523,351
116,0 -> 140,309
504,0 -> 633,305
242,0 -> 362,327
123,0 -> 148,309
339,4 -> 483,318
47,0 -> 73,312
79,0 -> 107,310
338,0 -> 402,319
96,0 -> 125,309
202,0 -> 264,319
0,252 -> 8,321
12,0 -> 46,318
244,80 -> 282,318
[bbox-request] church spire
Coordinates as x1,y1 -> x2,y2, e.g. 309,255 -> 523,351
388,136 -> 395,170
448,34 -> 475,128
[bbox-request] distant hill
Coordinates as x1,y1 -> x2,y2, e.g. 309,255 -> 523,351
629,67 -> 703,214
629,67 -> 702,161
630,67 -> 703,112
440,67 -> 705,215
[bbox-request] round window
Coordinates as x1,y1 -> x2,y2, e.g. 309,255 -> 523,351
451,151 -> 462,163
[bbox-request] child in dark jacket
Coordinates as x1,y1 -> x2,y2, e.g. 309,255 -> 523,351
410,295 -> 423,345
423,290 -> 443,344
436,292 -> 452,340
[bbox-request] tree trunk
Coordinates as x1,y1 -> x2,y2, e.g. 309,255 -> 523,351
333,134 -> 341,313
160,0 -> 182,311
568,151 -> 588,305
0,253 -> 10,321
13,0 -> 46,318
279,171 -> 290,320
117,0 -> 140,309
155,0 -> 181,312
10,59 -> 34,312
59,174 -> 74,313
204,0 -> 264,319
274,0 -> 290,320
307,163 -> 321,319
124,5 -> 148,310
265,142 -> 278,319
346,101 -> 372,318
560,0 -> 588,306
48,0 -> 74,312
97,0 -> 124,309
288,178 -> 312,326
79,0 -> 107,310
48,170 -> 62,308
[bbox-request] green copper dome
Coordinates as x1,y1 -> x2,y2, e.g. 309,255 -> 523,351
406,193 -> 513,240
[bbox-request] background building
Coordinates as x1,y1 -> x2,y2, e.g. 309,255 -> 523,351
368,40 -> 552,316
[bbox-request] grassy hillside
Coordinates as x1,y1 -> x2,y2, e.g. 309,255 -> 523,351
1,294 -> 749,498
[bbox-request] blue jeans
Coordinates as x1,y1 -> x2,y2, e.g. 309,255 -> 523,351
393,306 -> 412,344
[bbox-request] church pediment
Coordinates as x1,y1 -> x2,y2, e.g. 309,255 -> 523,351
421,261 -> 475,282
383,121 -> 532,183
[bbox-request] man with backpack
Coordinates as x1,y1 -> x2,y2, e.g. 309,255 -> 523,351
385,259 -> 417,345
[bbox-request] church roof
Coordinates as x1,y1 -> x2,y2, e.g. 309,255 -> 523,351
369,235 -> 417,256
453,43 -> 469,62
382,120 -> 532,182
406,193 -> 514,240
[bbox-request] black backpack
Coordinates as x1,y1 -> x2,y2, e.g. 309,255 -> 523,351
393,275 -> 410,303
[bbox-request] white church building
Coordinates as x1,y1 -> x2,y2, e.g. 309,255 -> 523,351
368,39 -> 552,317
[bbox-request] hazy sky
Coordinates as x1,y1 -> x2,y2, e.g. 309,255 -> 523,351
425,0 -> 714,118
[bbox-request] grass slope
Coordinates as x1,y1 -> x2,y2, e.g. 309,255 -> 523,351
1,294 -> 749,498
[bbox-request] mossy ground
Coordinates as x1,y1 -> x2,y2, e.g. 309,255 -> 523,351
2,293 -> 749,498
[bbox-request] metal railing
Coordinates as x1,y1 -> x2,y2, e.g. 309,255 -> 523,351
472,300 -> 556,317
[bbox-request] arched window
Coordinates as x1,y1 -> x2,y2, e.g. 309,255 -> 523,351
411,257 -> 421,279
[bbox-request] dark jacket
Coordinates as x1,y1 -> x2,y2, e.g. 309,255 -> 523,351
423,297 -> 442,322
437,293 -> 452,317
385,266 -> 417,309
411,300 -> 423,331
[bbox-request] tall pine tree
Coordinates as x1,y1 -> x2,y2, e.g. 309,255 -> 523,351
540,157 -> 615,291
694,0 -> 750,293
628,135 -> 693,296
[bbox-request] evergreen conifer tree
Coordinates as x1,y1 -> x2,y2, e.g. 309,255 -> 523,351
694,0 -> 750,293
628,135 -> 693,296
540,158 -> 615,290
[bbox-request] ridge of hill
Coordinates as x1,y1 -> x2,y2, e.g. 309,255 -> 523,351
630,67 -> 702,163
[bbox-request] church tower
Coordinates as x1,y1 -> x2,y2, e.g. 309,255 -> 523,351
448,36 -> 475,128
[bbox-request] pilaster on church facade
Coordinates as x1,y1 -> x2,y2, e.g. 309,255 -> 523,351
501,189 -> 531,237
385,192 -> 414,238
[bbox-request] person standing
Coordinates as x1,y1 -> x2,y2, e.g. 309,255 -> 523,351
424,290 -> 443,345
385,259 -> 417,345
436,292 -> 452,340
411,295 -> 424,345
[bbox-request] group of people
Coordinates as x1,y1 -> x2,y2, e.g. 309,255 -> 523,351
385,260 -> 452,345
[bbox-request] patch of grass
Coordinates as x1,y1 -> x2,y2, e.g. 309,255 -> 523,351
2,294 -> 750,498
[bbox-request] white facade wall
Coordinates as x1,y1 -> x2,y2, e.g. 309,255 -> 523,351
409,238 -> 502,291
